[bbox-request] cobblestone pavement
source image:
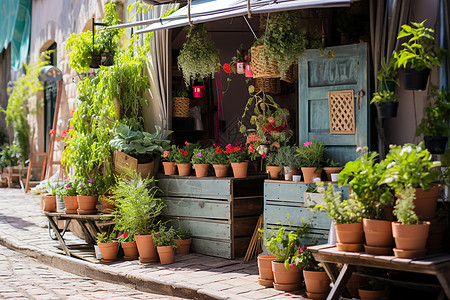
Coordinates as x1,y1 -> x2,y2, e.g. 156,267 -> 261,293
0,188 -> 308,300
0,244 -> 183,299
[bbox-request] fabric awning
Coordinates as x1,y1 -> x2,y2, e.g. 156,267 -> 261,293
108,0 -> 351,34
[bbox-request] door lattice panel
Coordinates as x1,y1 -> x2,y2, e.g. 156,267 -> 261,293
328,90 -> 355,134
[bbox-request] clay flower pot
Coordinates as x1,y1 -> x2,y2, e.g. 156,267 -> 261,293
213,164 -> 229,177
301,167 -> 316,184
257,256 -> 276,287
135,234 -> 158,263
121,241 -> 139,261
175,239 -> 192,254
358,288 -> 389,300
162,161 -> 177,175
335,223 -> 364,252
193,164 -> 209,177
271,261 -> 302,291
43,195 -> 57,212
392,221 -> 430,258
303,270 -> 331,296
414,185 -> 441,220
157,246 -> 175,264
176,163 -> 192,176
77,195 -> 98,210
101,195 -> 116,213
363,218 -> 394,249
231,162 -> 248,178
266,166 -> 281,179
97,242 -> 119,263
323,167 -> 342,181
63,196 -> 78,214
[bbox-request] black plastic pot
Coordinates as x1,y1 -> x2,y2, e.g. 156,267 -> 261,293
375,102 -> 398,118
402,68 -> 430,90
90,53 -> 101,69
101,52 -> 115,67
424,136 -> 448,154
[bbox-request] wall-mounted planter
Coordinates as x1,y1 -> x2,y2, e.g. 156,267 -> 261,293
424,135 -> 448,154
402,68 -> 429,90
375,102 -> 398,118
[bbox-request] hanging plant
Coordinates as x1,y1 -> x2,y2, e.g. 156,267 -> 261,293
177,24 -> 220,86
264,11 -> 306,77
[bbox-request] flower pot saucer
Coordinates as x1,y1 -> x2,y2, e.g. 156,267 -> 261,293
64,209 -> 78,214
77,208 -> 98,215
393,248 -> 427,258
336,242 -> 364,252
100,258 -> 115,264
273,282 -> 301,292
124,255 -> 138,261
364,244 -> 393,256
258,277 -> 274,287
138,256 -> 158,263
306,291 -> 329,300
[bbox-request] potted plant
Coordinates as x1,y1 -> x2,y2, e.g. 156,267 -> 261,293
175,227 -> 192,255
292,248 -> 330,299
191,147 -> 209,178
339,149 -> 395,255
42,180 -> 61,213
370,90 -> 400,119
76,178 -> 99,215
377,56 -> 399,93
226,143 -> 249,178
265,151 -> 280,179
265,227 -> 302,291
394,20 -> 446,90
296,140 -> 327,184
304,182 -> 326,207
323,159 -> 343,182
161,145 -> 179,175
173,142 -> 197,176
380,142 -> 441,221
416,85 -> 450,154
230,43 -> 247,75
96,232 -> 118,263
358,276 -> 389,300
177,24 -> 220,87
57,181 -> 78,214
205,145 -> 229,177
153,226 -> 177,265
117,232 -> 138,261
315,183 -> 364,252
111,171 -> 165,263
274,145 -> 299,181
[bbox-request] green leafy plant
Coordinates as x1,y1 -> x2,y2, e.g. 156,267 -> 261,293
177,24 -> 220,86
111,171 -> 165,236
173,142 -> 197,165
394,20 -> 446,71
56,181 -> 78,198
153,226 -> 177,248
0,144 -> 19,170
266,227 -> 301,266
370,90 -> 399,104
296,140 -> 327,168
117,232 -> 132,243
175,227 -> 191,240
314,183 -> 363,224
289,248 -> 324,271
377,57 -> 399,90
416,85 -> 450,137
393,185 -> 418,225
326,159 -> 342,167
191,148 -> 208,164
274,145 -> 299,167
264,151 -> 278,166
161,145 -> 179,162
76,178 -> 98,196
225,143 -> 248,163
264,11 -> 306,77
338,148 -> 394,220
96,232 -> 116,243
229,43 -> 248,72
205,145 -> 229,165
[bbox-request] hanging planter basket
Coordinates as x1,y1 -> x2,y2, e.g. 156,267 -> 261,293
90,53 -> 102,69
424,136 -> 448,154
280,64 -> 297,83
101,52 -> 115,66
251,46 -> 280,79
375,102 -> 398,118
172,97 -> 190,118
255,78 -> 278,94
401,68 -> 430,90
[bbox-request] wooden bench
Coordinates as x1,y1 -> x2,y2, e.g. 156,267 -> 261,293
309,244 -> 450,300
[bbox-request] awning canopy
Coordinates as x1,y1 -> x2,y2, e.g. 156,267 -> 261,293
108,0 -> 351,34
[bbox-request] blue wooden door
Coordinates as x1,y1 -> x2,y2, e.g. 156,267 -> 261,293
298,43 -> 369,164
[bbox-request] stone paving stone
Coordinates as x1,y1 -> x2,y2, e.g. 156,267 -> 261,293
200,281 -> 235,291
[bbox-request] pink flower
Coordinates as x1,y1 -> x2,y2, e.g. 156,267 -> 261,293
225,144 -> 232,150
303,141 -> 312,147
290,263 -> 294,267
299,247 -> 303,253
197,152 -> 202,157
79,184 -> 84,187
262,153 -> 267,159
268,117 -> 275,124
163,150 -> 169,158
88,179 -> 94,183
65,184 -> 70,188
185,141 -> 190,146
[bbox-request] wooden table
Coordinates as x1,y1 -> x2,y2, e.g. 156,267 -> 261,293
45,212 -> 114,257
309,244 -> 450,300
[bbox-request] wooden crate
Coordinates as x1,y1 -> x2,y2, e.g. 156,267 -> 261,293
157,175 -> 265,259
263,180 -> 349,248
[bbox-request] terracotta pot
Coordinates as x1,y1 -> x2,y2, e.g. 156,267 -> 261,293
157,246 -> 175,264
358,288 -> 389,300
193,164 -> 209,177
137,160 -> 154,179
414,185 -> 441,220
63,196 -> 78,214
301,167 -> 316,184
101,196 -> 116,213
213,164 -> 229,177
346,274 -> 364,299
393,248 -> 427,258
266,166 -> 280,179
162,161 -> 177,175
336,243 -> 364,252
363,244 -> 393,256
323,167 -> 342,181
284,166 -> 294,181
335,223 -> 364,244
303,270 -> 331,295
314,168 -> 323,180
231,162 -> 248,178
176,239 -> 191,254
271,261 -> 302,291
392,222 -> 430,251
43,195 -> 57,212
77,195 -> 98,211
97,242 -> 118,263
363,218 -> 394,248
121,241 -> 139,261
176,163 -> 192,176
135,234 -> 158,263
257,256 -> 276,281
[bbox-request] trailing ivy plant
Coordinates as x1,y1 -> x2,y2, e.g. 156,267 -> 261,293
177,24 -> 220,86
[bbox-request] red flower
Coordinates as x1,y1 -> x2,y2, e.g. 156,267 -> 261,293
185,141 -> 190,146
49,129 -> 55,135
225,148 -> 232,154
223,63 -> 233,74
215,147 -> 222,154
225,144 -> 232,150
179,149 -> 184,153
183,150 -> 189,156
266,125 -> 275,132
61,129 -> 70,138
234,146 -> 241,151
